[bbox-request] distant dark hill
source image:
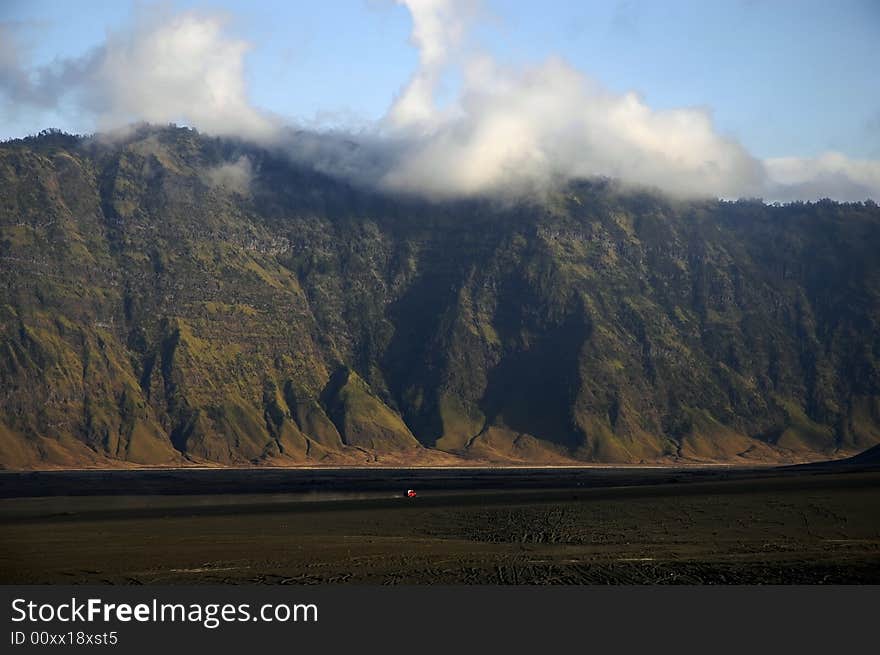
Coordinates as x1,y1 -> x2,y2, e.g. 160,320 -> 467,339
790,444 -> 880,472
2,126 -> 880,468
845,444 -> 880,467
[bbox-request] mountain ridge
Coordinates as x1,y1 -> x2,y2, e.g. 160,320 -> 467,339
1,125 -> 879,469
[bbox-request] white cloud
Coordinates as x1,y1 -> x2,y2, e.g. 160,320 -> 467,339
1,9 -> 277,141
764,153 -> 880,202
387,0 -> 477,129
89,11 -> 275,139
382,54 -> 766,198
205,155 -> 255,195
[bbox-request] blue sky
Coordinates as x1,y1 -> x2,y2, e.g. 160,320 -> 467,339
1,0 -> 878,199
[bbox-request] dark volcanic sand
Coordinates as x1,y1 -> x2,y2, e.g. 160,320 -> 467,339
1,466 -> 879,584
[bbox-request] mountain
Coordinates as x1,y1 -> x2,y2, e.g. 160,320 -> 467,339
1,126 -> 879,468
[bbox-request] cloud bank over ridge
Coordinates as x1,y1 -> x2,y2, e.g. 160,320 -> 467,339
1,0 -> 877,202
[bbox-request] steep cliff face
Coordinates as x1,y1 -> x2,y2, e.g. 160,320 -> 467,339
1,127 -> 879,468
